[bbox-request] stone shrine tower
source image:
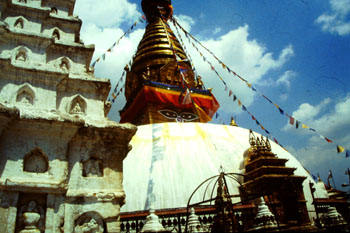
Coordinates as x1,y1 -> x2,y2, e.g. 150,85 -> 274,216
0,0 -> 136,232
120,0 -> 219,125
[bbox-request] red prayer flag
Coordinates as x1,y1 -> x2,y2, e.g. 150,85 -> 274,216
289,116 -> 295,125
325,137 -> 333,143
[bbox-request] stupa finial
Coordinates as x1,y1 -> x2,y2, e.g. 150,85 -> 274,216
141,0 -> 173,22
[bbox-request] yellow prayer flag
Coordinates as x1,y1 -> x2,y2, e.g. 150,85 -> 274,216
222,63 -> 226,69
274,103 -> 279,109
238,100 -> 242,107
302,124 -> 309,129
337,145 -> 345,153
247,83 -> 252,88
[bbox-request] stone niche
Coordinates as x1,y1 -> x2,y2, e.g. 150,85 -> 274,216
15,193 -> 47,233
82,157 -> 103,177
74,211 -> 106,233
23,148 -> 48,173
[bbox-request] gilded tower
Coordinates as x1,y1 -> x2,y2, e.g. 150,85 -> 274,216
120,0 -> 219,125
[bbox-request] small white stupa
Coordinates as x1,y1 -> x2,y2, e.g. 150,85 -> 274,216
188,208 -> 203,233
141,209 -> 167,233
253,197 -> 278,229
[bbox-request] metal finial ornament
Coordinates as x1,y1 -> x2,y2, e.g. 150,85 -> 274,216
249,130 -> 256,147
265,137 -> 271,151
141,0 -> 173,22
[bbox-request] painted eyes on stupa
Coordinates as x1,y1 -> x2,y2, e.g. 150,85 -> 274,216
158,109 -> 198,122
159,109 -> 178,118
179,112 -> 198,121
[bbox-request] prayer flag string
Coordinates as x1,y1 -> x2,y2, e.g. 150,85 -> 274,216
172,20 -> 285,149
172,17 -> 348,158
91,15 -> 146,68
107,68 -> 127,104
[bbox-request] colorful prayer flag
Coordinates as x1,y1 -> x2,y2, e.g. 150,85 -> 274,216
247,83 -> 252,88
325,137 -> 333,143
182,88 -> 192,104
252,115 -> 256,121
296,120 -> 299,129
265,129 -> 270,135
279,108 -> 284,115
289,116 -> 295,125
252,87 -> 257,92
262,95 -> 273,104
346,150 -> 350,158
238,100 -> 242,107
102,54 -> 106,61
242,105 -> 247,111
215,112 -> 219,119
229,90 -> 233,97
233,95 -> 237,101
302,124 -> 309,129
309,128 -> 316,132
112,93 -> 117,99
337,145 -> 345,153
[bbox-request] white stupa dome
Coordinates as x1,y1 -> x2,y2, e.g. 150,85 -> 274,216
122,122 -> 325,221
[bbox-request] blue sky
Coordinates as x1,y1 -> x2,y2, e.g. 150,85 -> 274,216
74,0 -> 350,190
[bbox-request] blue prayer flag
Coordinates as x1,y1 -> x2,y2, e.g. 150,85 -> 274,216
346,150 -> 350,158
279,108 -> 284,115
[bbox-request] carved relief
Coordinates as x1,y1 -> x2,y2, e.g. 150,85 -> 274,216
14,18 -> 24,29
74,212 -> 105,233
16,84 -> 35,105
15,48 -> 28,62
51,7 -> 58,14
60,57 -> 70,71
83,157 -> 103,177
52,29 -> 60,40
23,148 -> 48,173
69,95 -> 87,115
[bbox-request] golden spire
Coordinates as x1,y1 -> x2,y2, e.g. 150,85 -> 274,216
124,0 -> 202,102
120,0 -> 220,125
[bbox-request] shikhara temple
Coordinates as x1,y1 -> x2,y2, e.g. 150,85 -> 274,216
0,0 -> 348,233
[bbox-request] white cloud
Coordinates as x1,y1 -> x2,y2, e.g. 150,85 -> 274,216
316,0 -> 350,36
276,70 -> 296,89
175,15 -> 195,32
75,0 -> 140,28
291,98 -> 331,123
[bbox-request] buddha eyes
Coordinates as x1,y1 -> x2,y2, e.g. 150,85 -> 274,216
158,110 -> 198,121
179,112 -> 198,121
159,109 -> 178,118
